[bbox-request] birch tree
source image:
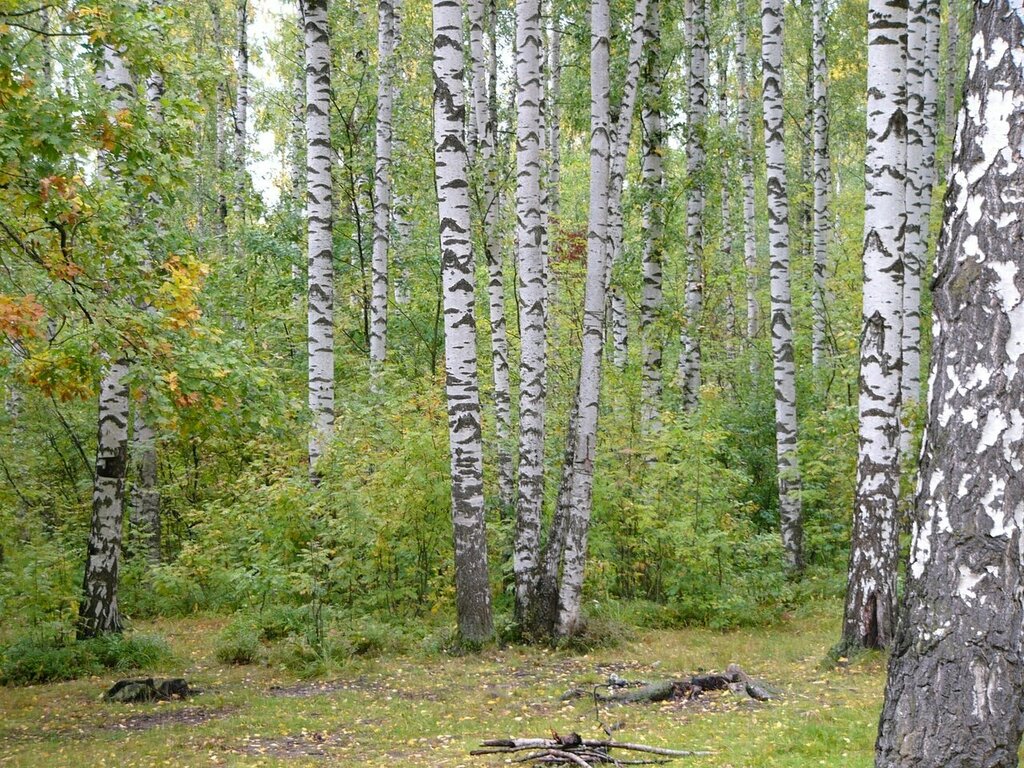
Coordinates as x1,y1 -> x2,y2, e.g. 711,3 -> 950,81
432,0 -> 494,644
900,0 -> 940,454
639,0 -> 664,431
234,0 -> 249,215
842,0 -> 907,651
79,44 -> 134,639
810,0 -> 831,370
512,0 -> 548,622
677,0 -> 707,409
876,7 -> 1024,761
737,2 -> 758,355
761,0 -> 803,570
302,0 -> 335,473
370,0 -> 396,377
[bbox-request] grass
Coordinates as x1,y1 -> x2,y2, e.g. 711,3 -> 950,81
0,601 -> 887,767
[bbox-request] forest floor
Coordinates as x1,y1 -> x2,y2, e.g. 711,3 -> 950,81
0,602 -> 888,767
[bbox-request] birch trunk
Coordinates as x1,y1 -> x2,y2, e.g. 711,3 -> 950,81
677,0 -> 707,409
469,0 -> 514,510
875,7 -> 1024,761
512,0 -> 548,622
432,0 -> 494,645
900,0 -> 940,455
370,0 -> 396,376
554,0 -> 611,638
761,0 -> 803,571
302,0 -> 335,472
737,5 -> 758,355
548,21 -> 561,223
234,0 -> 248,216
810,0 -> 831,370
605,0 -> 652,371
130,409 -> 160,565
78,42 -> 136,639
639,0 -> 664,431
842,0 -> 907,651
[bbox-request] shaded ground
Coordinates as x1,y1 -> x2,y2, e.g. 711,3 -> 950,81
0,605 -> 888,767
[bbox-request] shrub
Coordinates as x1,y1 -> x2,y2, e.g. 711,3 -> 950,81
214,617 -> 262,665
0,632 -> 172,686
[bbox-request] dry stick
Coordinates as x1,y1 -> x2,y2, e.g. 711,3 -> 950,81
476,739 -> 713,757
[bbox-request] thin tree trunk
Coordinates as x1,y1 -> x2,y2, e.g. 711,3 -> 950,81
432,0 -> 494,645
554,0 -> 612,638
677,0 -> 706,409
234,0 -> 248,216
761,0 -> 803,571
302,0 -> 335,473
737,4 -> 758,360
942,0 -> 958,172
875,6 -> 1024,762
842,0 -> 907,651
718,44 -> 736,359
900,0 -> 940,456
130,409 -> 160,565
811,0 -> 831,370
211,0 -> 229,238
511,0 -> 548,623
548,20 -> 561,224
639,0 -> 664,432
469,0 -> 514,511
370,0 -> 396,378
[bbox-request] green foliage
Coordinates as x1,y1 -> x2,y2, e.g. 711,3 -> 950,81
214,616 -> 262,665
0,632 -> 171,686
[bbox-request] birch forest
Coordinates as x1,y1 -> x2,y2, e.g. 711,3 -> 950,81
1,0 -> 1023,763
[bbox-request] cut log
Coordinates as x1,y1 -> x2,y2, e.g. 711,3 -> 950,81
559,666 -> 777,704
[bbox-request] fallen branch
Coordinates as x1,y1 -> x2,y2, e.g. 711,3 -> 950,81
561,664 -> 779,704
472,735 -> 713,766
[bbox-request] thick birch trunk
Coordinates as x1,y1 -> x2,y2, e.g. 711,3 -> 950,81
761,0 -> 804,571
900,0 -> 940,455
511,0 -> 548,622
639,0 -> 664,432
130,410 -> 161,565
737,7 -> 758,357
370,0 -> 396,376
303,0 -> 335,472
842,0 -> 907,650
875,8 -> 1024,762
468,0 -> 514,511
811,0 -> 831,370
555,0 -> 611,638
677,0 -> 707,409
432,0 -> 494,645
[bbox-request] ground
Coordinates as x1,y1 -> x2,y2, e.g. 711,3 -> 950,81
0,602 -> 887,767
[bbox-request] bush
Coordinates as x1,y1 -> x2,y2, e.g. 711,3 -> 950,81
214,617 -> 262,665
0,632 -> 172,686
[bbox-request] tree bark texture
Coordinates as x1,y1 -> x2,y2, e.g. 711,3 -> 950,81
843,0 -> 907,651
811,0 -> 831,370
761,0 -> 803,570
737,3 -> 758,362
131,409 -> 161,565
234,0 -> 248,216
432,0 -> 494,644
876,6 -> 1024,763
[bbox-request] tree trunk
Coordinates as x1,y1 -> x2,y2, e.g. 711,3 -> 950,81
842,0 -> 906,651
639,0 -> 664,432
511,0 -> 548,623
736,4 -> 758,362
810,0 -> 831,371
875,6 -> 1024,762
302,0 -> 335,473
554,0 -> 611,638
370,0 -> 396,378
761,0 -> 804,571
234,0 -> 248,217
677,0 -> 706,410
942,0 -> 958,172
432,0 -> 494,645
548,20 -> 561,224
130,409 -> 161,565
900,0 -> 940,456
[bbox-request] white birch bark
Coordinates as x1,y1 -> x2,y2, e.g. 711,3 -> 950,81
900,0 -> 940,455
605,0 -> 652,371
677,0 -> 707,409
639,0 -> 664,431
130,409 -> 160,565
432,0 -> 494,644
842,0 -> 907,650
811,0 -> 831,370
555,0 -> 611,637
761,0 -> 803,570
302,0 -> 335,472
468,0 -> 513,511
79,43 -> 135,639
548,21 -> 561,223
370,0 -> 396,376
234,0 -> 249,216
511,0 -> 548,621
876,10 -> 1024,761
737,5 -> 758,355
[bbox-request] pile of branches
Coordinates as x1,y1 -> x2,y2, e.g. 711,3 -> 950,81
471,734 -> 711,766
562,664 -> 778,704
